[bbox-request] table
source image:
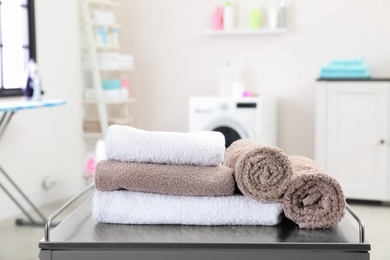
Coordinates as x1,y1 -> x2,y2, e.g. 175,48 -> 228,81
39,184 -> 370,260
0,99 -> 66,226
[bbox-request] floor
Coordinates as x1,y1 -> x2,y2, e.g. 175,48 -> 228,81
0,198 -> 82,260
0,200 -> 389,260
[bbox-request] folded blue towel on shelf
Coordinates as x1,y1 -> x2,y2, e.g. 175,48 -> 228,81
320,70 -> 370,79
329,58 -> 365,66
102,79 -> 121,90
320,58 -> 371,79
321,64 -> 369,73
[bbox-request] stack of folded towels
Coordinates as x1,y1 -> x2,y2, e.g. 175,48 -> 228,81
92,125 -> 284,226
320,58 -> 371,79
92,125 -> 346,229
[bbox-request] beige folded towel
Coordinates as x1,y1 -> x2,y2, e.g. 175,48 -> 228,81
224,139 -> 292,202
94,160 -> 235,196
283,155 -> 346,229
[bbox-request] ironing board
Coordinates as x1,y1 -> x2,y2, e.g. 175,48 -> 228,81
39,184 -> 370,260
0,99 -> 66,226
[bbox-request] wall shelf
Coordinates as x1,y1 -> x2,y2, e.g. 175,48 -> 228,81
87,0 -> 119,7
83,132 -> 104,138
204,28 -> 287,36
91,22 -> 121,28
80,0 -> 135,138
81,45 -> 121,50
82,65 -> 134,71
82,98 -> 136,105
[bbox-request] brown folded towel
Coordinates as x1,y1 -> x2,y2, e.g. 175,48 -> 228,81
283,155 -> 346,229
95,160 -> 235,196
224,139 -> 292,202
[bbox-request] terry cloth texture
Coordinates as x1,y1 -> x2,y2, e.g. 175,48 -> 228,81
105,125 -> 225,166
92,190 -> 284,226
283,155 -> 346,229
224,139 -> 292,202
94,160 -> 235,196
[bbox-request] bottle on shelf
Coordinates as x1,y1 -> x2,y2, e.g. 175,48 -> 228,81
212,6 -> 224,30
219,62 -> 233,97
121,76 -> 130,98
277,1 -> 287,28
223,2 -> 234,31
249,6 -> 261,29
268,7 -> 278,29
95,27 -> 107,46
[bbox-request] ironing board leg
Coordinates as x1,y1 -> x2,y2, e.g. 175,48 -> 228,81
0,111 -> 46,226
0,165 -> 47,226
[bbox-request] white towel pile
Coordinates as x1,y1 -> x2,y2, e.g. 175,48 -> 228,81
92,125 -> 283,226
104,125 -> 225,166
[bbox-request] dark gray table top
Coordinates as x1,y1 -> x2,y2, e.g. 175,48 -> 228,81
39,196 -> 370,251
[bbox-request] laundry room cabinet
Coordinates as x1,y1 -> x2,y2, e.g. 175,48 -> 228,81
315,79 -> 390,202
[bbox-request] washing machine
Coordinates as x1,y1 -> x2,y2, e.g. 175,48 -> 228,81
188,96 -> 277,148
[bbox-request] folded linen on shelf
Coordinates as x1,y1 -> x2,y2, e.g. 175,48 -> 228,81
320,58 -> 371,78
224,139 -> 292,202
329,58 -> 365,66
94,160 -> 235,196
83,118 -> 133,133
82,52 -> 135,70
320,64 -> 369,73
92,190 -> 284,226
105,125 -> 225,166
320,71 -> 370,78
283,155 -> 346,229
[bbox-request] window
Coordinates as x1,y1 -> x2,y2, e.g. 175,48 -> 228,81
0,0 -> 36,97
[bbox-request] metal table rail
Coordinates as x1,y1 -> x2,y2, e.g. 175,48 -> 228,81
45,182 -> 94,241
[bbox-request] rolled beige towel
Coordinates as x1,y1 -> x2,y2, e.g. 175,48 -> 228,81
283,155 -> 346,229
95,160 -> 235,196
224,139 -> 292,202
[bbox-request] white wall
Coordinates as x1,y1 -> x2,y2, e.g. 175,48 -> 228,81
1,0 -> 389,221
0,0 -> 84,221
117,0 -> 390,157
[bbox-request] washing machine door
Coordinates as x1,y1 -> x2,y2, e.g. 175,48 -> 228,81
203,117 -> 251,148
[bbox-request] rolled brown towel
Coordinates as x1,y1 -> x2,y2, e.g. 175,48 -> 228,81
95,160 -> 235,196
224,139 -> 292,202
283,155 -> 346,229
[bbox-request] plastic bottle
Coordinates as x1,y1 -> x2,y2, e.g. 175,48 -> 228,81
268,7 -> 278,29
223,2 -> 234,31
23,59 -> 41,101
277,1 -> 287,28
219,62 -> 233,97
121,76 -> 130,98
249,6 -> 261,29
111,28 -> 119,47
32,71 -> 41,101
232,81 -> 245,98
96,27 -> 107,46
212,6 -> 224,30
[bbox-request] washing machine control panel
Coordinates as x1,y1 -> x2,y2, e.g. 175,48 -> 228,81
236,102 -> 257,108
219,102 -> 229,111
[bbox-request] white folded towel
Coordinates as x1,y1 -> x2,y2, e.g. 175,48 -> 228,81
104,125 -> 225,166
92,190 -> 283,226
